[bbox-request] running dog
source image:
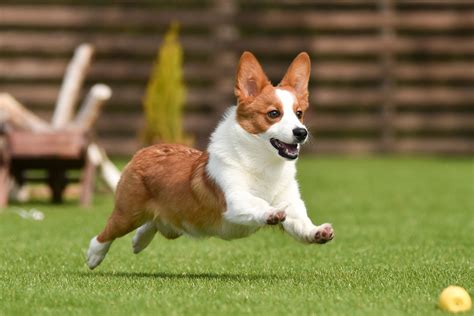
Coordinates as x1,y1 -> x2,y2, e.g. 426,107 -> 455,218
87,52 -> 334,269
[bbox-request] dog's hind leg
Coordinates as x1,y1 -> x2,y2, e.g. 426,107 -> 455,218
87,236 -> 112,270
87,207 -> 144,269
132,221 -> 158,254
132,218 -> 182,254
156,220 -> 182,240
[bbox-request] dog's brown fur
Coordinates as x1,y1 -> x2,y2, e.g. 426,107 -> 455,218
97,144 -> 225,243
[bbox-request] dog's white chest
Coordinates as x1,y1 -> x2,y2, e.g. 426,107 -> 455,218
246,165 -> 294,204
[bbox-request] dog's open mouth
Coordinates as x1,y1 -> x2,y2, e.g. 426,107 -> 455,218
270,138 -> 299,160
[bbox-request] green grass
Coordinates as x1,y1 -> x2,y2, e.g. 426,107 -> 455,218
0,157 -> 473,316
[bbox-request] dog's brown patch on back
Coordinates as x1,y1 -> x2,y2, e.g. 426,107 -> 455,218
96,144 -> 226,241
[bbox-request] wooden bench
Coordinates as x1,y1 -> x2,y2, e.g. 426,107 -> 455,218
0,130 -> 96,207
0,43 -> 113,208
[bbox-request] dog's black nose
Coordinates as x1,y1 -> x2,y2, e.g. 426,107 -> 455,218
293,128 -> 308,142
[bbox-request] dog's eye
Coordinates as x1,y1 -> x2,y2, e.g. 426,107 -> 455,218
296,111 -> 303,119
267,110 -> 281,119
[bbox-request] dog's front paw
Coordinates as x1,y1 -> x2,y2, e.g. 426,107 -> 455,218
312,223 -> 334,244
266,211 -> 286,225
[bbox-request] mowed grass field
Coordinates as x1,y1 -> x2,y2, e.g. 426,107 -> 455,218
0,157 -> 472,315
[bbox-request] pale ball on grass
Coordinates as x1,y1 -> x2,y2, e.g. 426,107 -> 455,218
438,286 -> 472,313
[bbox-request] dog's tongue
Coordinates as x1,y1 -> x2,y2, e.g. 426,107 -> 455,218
281,142 -> 298,155
270,138 -> 299,159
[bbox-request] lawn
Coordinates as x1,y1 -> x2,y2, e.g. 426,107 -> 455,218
0,157 -> 472,316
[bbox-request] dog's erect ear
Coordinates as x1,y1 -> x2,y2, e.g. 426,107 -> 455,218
279,52 -> 311,97
235,52 -> 270,102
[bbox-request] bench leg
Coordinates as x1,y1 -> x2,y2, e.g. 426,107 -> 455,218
80,156 -> 96,207
48,168 -> 67,204
0,163 -> 9,208
0,145 -> 9,208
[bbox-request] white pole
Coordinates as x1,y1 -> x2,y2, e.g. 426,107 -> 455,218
73,84 -> 112,131
52,43 -> 94,128
87,143 -> 121,192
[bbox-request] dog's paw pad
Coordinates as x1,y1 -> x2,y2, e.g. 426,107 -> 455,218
266,211 -> 286,225
313,224 -> 334,244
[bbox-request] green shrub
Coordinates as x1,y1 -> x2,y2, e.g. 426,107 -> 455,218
142,23 -> 189,145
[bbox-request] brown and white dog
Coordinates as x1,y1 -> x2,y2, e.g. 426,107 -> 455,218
86,52 -> 334,269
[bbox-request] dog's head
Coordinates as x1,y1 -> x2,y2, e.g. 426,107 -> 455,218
234,52 -> 311,160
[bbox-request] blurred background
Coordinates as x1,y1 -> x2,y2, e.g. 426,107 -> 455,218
1,0 -> 473,156
0,3 -> 473,313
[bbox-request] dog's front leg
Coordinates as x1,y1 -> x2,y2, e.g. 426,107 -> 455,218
209,161 -> 287,227
283,211 -> 334,244
223,191 -> 287,226
278,182 -> 334,244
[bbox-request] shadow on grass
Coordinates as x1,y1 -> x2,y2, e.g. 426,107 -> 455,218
73,270 -> 278,281
7,200 -> 81,208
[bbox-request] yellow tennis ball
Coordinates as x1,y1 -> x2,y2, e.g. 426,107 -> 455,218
438,286 -> 472,313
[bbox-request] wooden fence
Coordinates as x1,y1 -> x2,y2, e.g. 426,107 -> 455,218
1,0 -> 473,155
